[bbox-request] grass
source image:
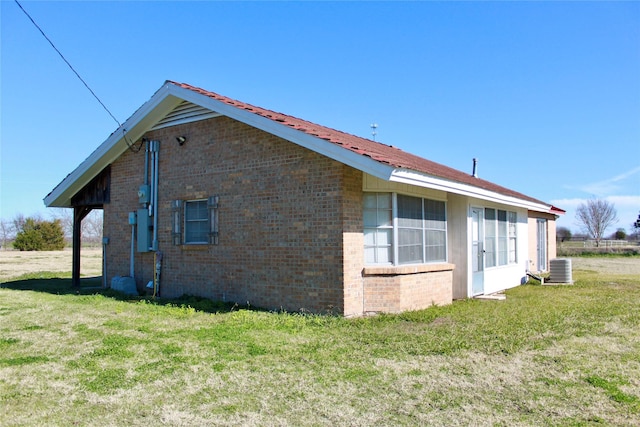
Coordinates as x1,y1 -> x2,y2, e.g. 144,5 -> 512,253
1,262 -> 639,426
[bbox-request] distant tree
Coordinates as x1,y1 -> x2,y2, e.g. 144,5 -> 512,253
13,218 -> 65,251
613,228 -> 627,240
49,208 -> 103,244
0,218 -> 15,249
575,199 -> 618,247
82,210 -> 104,244
572,232 -> 589,241
556,227 -> 572,242
12,213 -> 27,233
49,208 -> 73,239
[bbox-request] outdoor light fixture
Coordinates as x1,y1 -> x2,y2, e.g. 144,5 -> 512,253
176,136 -> 186,146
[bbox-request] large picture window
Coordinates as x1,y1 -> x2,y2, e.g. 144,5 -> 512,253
364,192 -> 447,265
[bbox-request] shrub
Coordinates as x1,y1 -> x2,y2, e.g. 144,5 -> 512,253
13,218 -> 65,251
613,228 -> 627,240
557,226 -> 572,242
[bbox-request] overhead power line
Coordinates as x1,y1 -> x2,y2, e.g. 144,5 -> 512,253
14,0 -> 122,128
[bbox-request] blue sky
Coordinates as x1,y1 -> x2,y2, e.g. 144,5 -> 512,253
1,1 -> 639,234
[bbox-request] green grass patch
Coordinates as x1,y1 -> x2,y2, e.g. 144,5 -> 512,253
0,355 -> 50,366
0,337 -> 20,347
82,367 -> 133,394
585,376 -> 640,408
0,259 -> 639,425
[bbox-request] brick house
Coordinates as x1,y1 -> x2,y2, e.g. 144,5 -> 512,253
45,81 -> 563,316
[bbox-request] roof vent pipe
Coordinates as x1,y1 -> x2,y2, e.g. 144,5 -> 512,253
472,158 -> 478,178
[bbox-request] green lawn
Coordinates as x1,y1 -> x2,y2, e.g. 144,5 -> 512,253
1,263 -> 639,426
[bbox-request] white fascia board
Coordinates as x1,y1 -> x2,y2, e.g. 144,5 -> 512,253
167,84 -> 395,181
390,169 -> 552,213
44,86 -> 183,207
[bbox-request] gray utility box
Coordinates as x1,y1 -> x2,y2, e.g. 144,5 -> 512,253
137,208 -> 152,252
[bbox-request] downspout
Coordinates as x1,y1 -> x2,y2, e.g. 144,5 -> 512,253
144,139 -> 150,189
102,236 -> 109,288
148,141 -> 155,219
130,216 -> 135,277
153,251 -> 163,298
151,140 -> 160,251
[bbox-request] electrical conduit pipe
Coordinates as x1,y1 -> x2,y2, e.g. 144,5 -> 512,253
153,251 -> 163,298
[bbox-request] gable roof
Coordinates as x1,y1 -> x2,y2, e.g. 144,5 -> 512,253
45,81 -> 557,213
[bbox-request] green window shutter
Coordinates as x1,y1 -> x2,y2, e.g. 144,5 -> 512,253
171,200 -> 182,245
207,196 -> 219,245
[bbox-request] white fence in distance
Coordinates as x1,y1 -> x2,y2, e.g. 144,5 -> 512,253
583,240 -> 628,248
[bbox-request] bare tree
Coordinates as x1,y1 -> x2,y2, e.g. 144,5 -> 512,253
0,218 -> 15,249
49,208 -> 103,244
83,210 -> 104,244
575,199 -> 618,247
12,213 -> 27,233
49,208 -> 73,239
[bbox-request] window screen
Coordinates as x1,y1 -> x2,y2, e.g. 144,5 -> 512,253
185,200 -> 208,244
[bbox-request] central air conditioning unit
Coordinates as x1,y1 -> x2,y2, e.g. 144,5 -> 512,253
548,258 -> 573,284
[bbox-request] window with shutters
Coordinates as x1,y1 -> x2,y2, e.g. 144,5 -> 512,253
172,196 -> 219,245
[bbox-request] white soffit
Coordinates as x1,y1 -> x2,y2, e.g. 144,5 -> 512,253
390,169 -> 552,212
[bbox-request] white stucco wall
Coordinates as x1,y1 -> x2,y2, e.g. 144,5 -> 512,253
462,198 -> 529,297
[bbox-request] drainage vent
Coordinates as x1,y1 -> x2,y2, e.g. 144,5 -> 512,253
549,258 -> 573,283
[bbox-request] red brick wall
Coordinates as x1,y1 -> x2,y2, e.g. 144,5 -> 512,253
104,116 -> 361,314
103,115 -> 456,316
341,167 -> 365,317
362,267 -> 454,314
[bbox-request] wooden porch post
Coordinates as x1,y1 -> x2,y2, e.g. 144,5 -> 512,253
72,206 -> 92,288
70,165 -> 110,288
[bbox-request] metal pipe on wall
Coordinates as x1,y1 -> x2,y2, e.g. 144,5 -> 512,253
148,142 -> 155,218
130,221 -> 135,277
151,140 -> 160,251
144,139 -> 150,188
102,237 -> 109,288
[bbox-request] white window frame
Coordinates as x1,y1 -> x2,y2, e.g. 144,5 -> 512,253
508,211 -> 517,264
364,192 -> 447,266
184,199 -> 209,244
364,193 -> 393,264
484,208 -> 497,268
484,208 -> 517,268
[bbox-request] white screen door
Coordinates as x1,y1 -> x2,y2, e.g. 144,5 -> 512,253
537,219 -> 547,271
